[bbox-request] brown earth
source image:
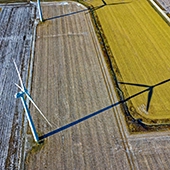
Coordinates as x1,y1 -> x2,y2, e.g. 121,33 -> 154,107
25,2 -> 133,170
25,2 -> 170,170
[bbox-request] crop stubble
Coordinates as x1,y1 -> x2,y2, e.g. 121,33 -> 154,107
25,2 -> 132,170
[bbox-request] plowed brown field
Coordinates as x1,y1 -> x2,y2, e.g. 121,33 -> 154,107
24,2 -> 170,170
24,1 -> 134,170
24,1 -> 135,169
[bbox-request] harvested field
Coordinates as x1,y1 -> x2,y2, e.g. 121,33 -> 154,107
25,2 -> 133,170
0,3 -> 36,169
24,2 -> 170,170
89,0 -> 170,125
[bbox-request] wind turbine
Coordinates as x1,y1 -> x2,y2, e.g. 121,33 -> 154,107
13,60 -> 170,142
13,59 -> 52,142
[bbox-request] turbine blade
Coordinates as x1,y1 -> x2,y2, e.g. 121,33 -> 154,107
25,92 -> 52,127
13,59 -> 52,127
15,83 -> 24,91
13,59 -> 24,90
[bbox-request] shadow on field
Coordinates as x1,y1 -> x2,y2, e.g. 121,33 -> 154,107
92,0 -> 132,11
39,78 -> 170,141
44,8 -> 89,21
44,0 -> 132,21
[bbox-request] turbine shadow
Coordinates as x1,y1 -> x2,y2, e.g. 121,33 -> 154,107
39,78 -> 170,141
44,0 -> 132,21
119,78 -> 170,111
91,0 -> 132,12
44,8 -> 89,21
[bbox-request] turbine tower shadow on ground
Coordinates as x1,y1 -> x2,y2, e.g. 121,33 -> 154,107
13,0 -> 170,142
14,58 -> 170,142
43,0 -> 132,21
39,79 -> 170,141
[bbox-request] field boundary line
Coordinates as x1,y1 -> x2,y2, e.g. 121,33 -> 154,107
89,8 -> 138,170
20,18 -> 39,170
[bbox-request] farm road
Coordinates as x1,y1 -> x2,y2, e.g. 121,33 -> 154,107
25,2 -> 133,170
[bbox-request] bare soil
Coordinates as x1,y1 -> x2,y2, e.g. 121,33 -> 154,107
25,2 -> 170,170
25,2 -> 133,170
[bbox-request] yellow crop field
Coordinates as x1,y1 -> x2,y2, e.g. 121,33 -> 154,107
88,0 -> 170,124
